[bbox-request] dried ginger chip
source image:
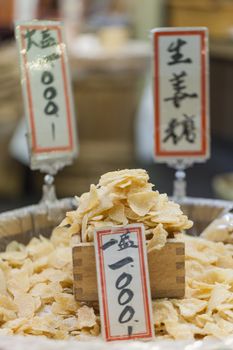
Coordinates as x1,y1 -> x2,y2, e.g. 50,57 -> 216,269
48,247 -> 71,269
77,305 -> 96,329
153,300 -> 178,325
32,256 -> 49,273
0,297 -> 17,322
108,203 -> 128,224
77,185 -> 99,214
7,269 -> 30,295
26,238 -> 54,260
174,298 -> 207,318
30,282 -> 62,302
218,308 -> 233,323
61,316 -> 79,332
14,292 -> 35,318
215,316 -> 233,335
30,268 -> 69,286
207,284 -> 232,312
6,241 -> 25,252
128,191 -> 158,216
22,315 -> 60,337
2,317 -> 28,331
195,313 -> 213,328
124,207 -> 140,220
203,321 -> 230,338
200,268 -> 233,285
201,213 -> 233,243
0,307 -> 17,322
52,293 -> 79,315
51,225 -> 75,246
147,224 -> 168,252
99,169 -> 149,188
90,320 -> 100,336
164,320 -> 196,340
0,251 -> 28,266
0,295 -> 17,312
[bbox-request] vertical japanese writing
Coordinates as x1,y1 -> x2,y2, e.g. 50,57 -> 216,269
24,28 -> 60,141
163,114 -> 196,145
164,71 -> 198,108
102,231 -> 138,335
17,21 -> 77,162
163,37 -> 198,146
95,225 -> 153,341
153,28 -> 209,160
167,38 -> 192,65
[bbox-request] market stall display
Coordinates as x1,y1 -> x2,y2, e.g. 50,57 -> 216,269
0,4 -> 232,349
0,169 -> 232,346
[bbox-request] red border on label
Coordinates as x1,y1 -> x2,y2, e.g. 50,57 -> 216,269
19,25 -> 73,153
96,227 -> 153,341
154,30 -> 207,157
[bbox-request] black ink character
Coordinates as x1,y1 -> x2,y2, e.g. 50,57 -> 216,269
51,122 -> 56,140
24,29 -> 39,51
101,232 -> 137,252
24,29 -> 57,51
164,71 -> 198,108
118,232 -> 138,251
108,257 -> 134,270
167,38 -> 192,65
163,114 -> 196,145
102,238 -> 118,251
40,29 -> 57,49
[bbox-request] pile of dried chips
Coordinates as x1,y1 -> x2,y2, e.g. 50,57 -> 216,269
0,169 -> 232,340
60,169 -> 193,245
154,233 -> 233,339
0,231 -> 99,339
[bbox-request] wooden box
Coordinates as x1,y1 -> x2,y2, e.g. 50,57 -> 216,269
73,241 -> 185,301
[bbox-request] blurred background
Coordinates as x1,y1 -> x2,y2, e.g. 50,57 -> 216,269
0,0 -> 232,212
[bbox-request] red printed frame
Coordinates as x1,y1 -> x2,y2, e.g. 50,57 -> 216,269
153,29 -> 208,158
95,226 -> 153,341
19,24 -> 74,154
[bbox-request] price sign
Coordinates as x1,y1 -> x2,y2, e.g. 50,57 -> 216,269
15,21 -> 78,174
94,224 -> 154,341
152,27 -> 209,163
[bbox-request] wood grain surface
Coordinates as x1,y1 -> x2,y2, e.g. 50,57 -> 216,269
73,241 -> 185,301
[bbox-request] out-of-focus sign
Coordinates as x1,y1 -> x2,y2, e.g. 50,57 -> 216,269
152,27 -> 209,164
15,21 -> 78,174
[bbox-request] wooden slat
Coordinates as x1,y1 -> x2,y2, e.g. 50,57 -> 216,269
72,241 -> 185,301
148,242 -> 185,298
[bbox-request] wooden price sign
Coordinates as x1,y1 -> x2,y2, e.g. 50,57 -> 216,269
152,27 -> 209,164
94,224 -> 154,341
15,21 -> 78,174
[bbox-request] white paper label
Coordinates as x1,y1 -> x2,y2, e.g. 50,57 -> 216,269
94,224 -> 154,341
15,21 -> 78,171
152,27 -> 209,162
